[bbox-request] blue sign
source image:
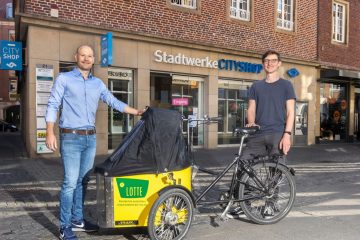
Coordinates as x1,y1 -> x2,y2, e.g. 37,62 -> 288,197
0,41 -> 22,71
218,59 -> 263,74
287,68 -> 300,78
101,32 -> 113,67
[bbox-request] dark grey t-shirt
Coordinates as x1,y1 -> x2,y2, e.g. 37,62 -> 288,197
249,78 -> 296,134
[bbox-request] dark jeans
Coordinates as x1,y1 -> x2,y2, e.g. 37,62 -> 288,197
241,133 -> 285,163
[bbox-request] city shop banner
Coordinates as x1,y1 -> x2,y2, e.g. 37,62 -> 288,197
154,50 -> 263,74
0,41 -> 22,71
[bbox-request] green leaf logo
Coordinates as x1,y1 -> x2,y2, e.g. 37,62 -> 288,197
116,178 -> 149,198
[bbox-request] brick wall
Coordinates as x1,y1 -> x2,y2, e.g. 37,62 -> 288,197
24,0 -> 317,61
318,0 -> 360,70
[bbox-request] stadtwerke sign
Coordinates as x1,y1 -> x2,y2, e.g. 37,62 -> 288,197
154,50 -> 263,74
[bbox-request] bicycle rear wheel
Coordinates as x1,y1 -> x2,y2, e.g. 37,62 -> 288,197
238,162 -> 296,224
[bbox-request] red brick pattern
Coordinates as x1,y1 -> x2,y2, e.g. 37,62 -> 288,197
318,0 -> 360,70
24,0 -> 318,61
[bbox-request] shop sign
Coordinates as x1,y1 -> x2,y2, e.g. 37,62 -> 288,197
172,98 -> 189,106
108,68 -> 132,80
101,32 -> 113,67
154,50 -> 218,68
218,59 -> 263,73
154,50 -> 263,74
0,40 -> 22,71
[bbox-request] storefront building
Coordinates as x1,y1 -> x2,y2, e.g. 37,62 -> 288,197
16,21 -> 317,157
15,0 -> 321,157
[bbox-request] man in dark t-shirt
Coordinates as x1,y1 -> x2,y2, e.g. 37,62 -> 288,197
242,50 -> 296,161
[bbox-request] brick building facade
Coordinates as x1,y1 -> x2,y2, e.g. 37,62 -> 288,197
0,0 -> 18,123
14,0 -> 342,157
317,0 -> 360,143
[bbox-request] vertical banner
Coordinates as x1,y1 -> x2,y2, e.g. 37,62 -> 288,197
0,40 -> 22,71
36,64 -> 54,153
101,32 -> 113,67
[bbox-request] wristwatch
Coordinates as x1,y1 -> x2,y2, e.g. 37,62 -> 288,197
284,131 -> 292,135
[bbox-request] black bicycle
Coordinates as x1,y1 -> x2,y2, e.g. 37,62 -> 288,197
145,116 -> 296,240
187,116 -> 296,225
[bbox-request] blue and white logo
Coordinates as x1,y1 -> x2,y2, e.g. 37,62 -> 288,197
287,68 -> 300,78
0,41 -> 22,71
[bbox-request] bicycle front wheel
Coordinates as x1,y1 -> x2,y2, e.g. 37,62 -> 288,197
148,189 -> 193,240
238,162 -> 296,224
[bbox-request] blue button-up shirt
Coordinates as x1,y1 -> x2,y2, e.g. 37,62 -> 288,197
45,68 -> 127,129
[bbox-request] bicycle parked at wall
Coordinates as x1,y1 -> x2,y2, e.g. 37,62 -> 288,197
95,107 -> 296,240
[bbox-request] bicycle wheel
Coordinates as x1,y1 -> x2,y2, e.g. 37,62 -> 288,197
148,188 -> 194,240
238,162 -> 296,224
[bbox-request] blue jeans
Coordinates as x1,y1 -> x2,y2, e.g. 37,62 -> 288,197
59,133 -> 96,228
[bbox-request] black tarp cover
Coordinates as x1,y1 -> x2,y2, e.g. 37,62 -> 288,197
95,107 -> 191,177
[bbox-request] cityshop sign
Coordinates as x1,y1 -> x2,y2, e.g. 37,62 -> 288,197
0,41 -> 22,71
154,50 -> 262,74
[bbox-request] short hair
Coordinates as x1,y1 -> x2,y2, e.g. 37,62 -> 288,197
262,50 -> 281,63
76,45 -> 94,55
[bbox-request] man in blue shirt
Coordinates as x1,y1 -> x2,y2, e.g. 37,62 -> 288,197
45,45 -> 143,240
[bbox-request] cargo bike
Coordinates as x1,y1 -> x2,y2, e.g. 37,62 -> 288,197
95,107 -> 296,240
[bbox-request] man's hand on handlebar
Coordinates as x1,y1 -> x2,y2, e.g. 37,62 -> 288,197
245,123 -> 260,128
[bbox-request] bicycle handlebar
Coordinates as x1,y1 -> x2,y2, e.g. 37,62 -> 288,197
182,115 -> 222,124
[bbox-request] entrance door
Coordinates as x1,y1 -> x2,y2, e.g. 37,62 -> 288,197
218,80 -> 251,145
319,82 -> 348,141
150,73 -> 204,146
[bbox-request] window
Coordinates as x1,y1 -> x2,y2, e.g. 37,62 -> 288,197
171,0 -> 196,9
108,68 -> 134,150
332,1 -> 347,43
230,0 -> 250,21
277,0 -> 294,31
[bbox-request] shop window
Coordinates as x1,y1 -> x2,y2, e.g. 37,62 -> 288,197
59,62 -> 76,73
150,72 -> 204,146
170,0 -> 197,9
332,1 -> 348,44
277,0 -> 294,31
108,68 -> 134,150
230,0 -> 251,21
320,82 -> 348,141
218,80 -> 251,145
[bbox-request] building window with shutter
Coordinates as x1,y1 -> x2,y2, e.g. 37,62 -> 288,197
230,0 -> 251,21
170,0 -> 197,9
277,0 -> 294,31
332,1 -> 348,44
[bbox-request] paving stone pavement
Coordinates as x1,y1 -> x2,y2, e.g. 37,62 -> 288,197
1,132 -> 360,240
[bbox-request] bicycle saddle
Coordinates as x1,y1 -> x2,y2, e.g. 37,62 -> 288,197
234,126 -> 260,135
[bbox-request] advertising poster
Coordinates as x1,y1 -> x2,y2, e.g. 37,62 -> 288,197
36,64 -> 54,154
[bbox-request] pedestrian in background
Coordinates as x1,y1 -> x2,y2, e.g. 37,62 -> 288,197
45,45 -> 143,240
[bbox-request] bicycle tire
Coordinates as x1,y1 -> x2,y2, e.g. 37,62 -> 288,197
148,188 -> 194,240
238,162 -> 296,224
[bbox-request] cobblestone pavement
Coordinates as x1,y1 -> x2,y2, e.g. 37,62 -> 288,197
1,132 -> 360,240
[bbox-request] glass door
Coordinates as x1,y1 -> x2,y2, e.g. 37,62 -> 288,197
218,80 -> 251,145
150,73 -> 204,146
319,82 -> 348,141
